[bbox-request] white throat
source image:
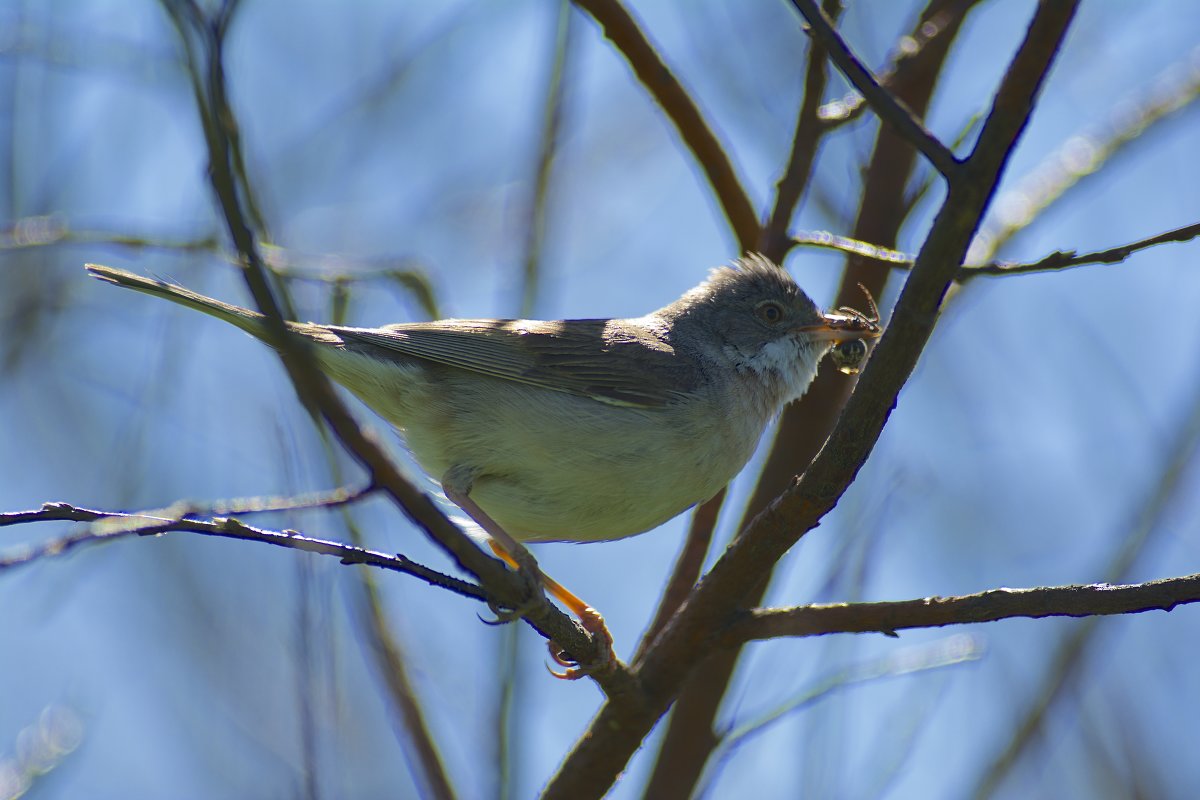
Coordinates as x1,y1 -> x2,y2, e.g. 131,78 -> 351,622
725,335 -> 830,412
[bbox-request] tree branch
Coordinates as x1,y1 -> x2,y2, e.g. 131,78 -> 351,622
0,502 -> 485,601
964,219 -> 1200,277
789,0 -> 960,179
542,3 -> 1079,797
644,2 -> 980,794
724,574 -> 1200,644
789,220 -> 1200,280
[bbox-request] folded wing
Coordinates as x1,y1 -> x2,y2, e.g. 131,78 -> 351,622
330,318 -> 693,408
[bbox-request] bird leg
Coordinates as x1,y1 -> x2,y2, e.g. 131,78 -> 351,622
442,467 -> 615,679
485,540 -> 614,679
441,468 -> 543,622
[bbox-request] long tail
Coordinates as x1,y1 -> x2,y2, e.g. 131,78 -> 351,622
86,264 -> 276,342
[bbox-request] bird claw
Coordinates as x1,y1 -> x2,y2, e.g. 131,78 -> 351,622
546,606 -> 616,680
478,602 -> 526,626
479,572 -> 545,626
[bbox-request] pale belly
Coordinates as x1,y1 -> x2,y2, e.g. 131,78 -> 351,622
321,348 -> 770,543
407,379 -> 764,543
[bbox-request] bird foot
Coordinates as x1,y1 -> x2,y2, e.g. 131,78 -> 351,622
547,606 -> 616,680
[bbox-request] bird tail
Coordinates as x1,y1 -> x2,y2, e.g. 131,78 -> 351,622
85,264 -> 272,341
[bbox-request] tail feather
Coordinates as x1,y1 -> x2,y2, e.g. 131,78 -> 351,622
85,264 -> 271,341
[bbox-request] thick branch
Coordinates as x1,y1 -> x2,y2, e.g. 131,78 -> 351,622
724,575 -> 1200,644
542,4 -> 1078,797
647,3 -> 978,794
790,0 -> 960,179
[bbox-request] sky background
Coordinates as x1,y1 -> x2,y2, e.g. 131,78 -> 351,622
2,1 -> 1200,798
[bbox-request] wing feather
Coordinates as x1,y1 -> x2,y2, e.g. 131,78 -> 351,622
328,318 -> 691,408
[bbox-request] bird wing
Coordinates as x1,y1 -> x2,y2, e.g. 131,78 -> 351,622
328,318 -> 692,408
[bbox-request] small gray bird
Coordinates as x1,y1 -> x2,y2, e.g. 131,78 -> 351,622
86,255 -> 879,663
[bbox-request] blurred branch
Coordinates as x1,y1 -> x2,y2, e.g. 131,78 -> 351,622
0,704 -> 83,799
633,488 -> 723,666
815,1 -> 984,129
760,0 -> 842,262
697,635 -> 981,795
725,575 -> 1200,644
973,46 -> 1200,263
0,215 -> 219,253
790,0 -> 960,179
0,501 -> 484,601
971,360 -> 1200,799
792,228 -> 916,265
518,0 -> 574,318
167,484 -> 375,516
319,425 -> 458,800
571,0 -> 759,250
350,542 -> 459,800
1,216 -> 442,319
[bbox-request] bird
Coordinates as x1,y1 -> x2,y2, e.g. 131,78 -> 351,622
86,254 -> 880,674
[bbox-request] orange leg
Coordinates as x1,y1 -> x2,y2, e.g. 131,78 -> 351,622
487,540 -> 614,679
442,469 -> 614,678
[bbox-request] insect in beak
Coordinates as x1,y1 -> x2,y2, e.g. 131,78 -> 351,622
823,284 -> 882,374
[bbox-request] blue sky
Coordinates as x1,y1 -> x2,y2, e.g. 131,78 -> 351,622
2,2 -> 1199,798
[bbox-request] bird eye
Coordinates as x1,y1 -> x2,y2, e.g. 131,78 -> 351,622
755,301 -> 785,325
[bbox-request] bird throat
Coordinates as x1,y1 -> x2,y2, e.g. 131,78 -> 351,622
725,334 -> 827,417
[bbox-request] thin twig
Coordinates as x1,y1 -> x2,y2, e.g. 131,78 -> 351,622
792,229 -> 916,265
0,502 -> 485,601
964,220 -> 1200,277
695,635 -> 980,796
788,221 -> 1200,280
5,215 -> 440,316
176,484 -> 376,517
0,217 -> 219,253
790,0 -> 960,179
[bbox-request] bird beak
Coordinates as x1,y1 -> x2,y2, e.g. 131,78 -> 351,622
793,311 -> 882,343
